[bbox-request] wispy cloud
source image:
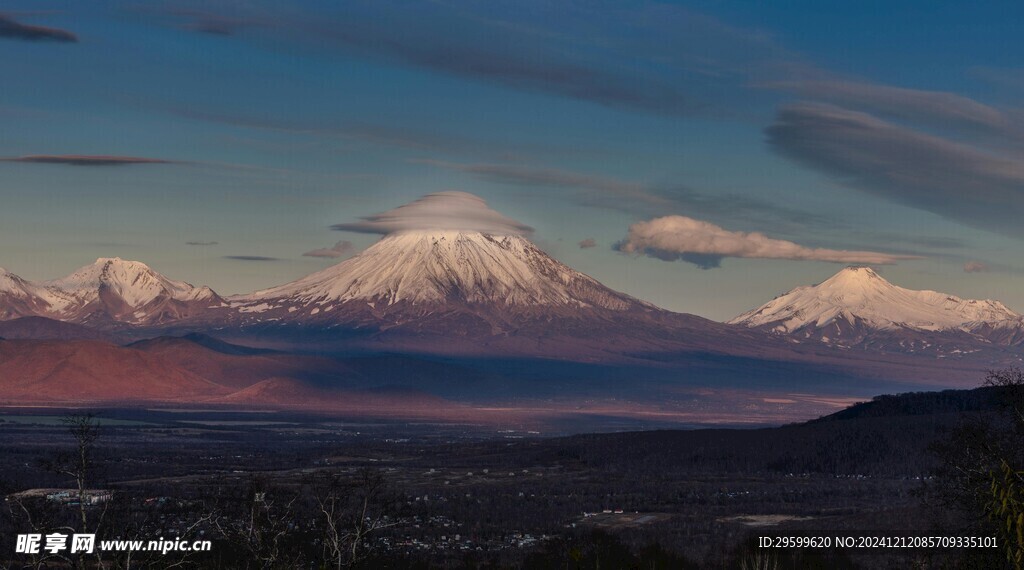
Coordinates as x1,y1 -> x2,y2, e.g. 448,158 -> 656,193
1,155 -> 179,166
316,31 -> 702,116
211,4 -> 703,116
170,9 -> 255,36
767,103 -> 1024,239
0,13 -> 77,42
413,158 -> 663,206
171,108 -> 409,145
864,233 -> 967,251
184,18 -> 240,36
224,255 -> 279,262
149,1 -> 806,118
169,108 -> 591,160
963,260 -> 990,273
303,240 -> 354,258
970,66 -> 1024,97
616,215 -> 920,269
333,191 -> 533,236
417,158 -> 837,232
767,79 -> 1016,137
578,238 -> 597,249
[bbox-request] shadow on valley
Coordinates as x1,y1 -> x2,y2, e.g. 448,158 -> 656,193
0,331 -> 942,428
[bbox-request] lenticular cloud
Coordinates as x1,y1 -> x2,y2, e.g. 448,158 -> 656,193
332,191 -> 534,236
617,215 -> 919,269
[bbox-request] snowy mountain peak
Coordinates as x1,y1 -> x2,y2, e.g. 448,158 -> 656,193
822,266 -> 883,284
0,259 -> 225,326
46,258 -> 203,309
0,268 -> 53,319
730,267 -> 1023,340
91,257 -> 156,274
235,230 -> 649,321
806,266 -> 912,300
0,268 -> 35,297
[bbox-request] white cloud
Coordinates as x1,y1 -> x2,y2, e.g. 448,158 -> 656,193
617,215 -> 919,269
332,191 -> 533,236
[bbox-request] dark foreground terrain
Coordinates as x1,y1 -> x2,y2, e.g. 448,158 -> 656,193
0,385 -> 1017,569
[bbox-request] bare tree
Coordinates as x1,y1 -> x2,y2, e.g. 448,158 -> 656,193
3,492 -> 74,569
210,475 -> 300,569
8,413 -> 105,569
308,469 -> 394,569
58,413 -> 101,534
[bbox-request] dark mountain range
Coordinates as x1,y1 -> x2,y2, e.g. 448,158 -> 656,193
0,316 -> 114,341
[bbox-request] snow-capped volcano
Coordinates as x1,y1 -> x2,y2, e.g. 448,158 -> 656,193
232,230 -> 652,326
228,191 -> 667,330
730,267 -> 1024,351
0,258 -> 223,326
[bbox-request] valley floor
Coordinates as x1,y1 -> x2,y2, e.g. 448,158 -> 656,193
0,405 -> 987,569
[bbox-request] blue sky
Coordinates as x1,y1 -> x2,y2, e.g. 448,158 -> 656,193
2,0 -> 1024,320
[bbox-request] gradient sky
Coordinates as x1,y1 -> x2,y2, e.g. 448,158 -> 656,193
3,0 -> 1024,320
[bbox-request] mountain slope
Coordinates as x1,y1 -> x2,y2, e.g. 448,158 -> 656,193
0,339 -> 230,402
730,267 -> 1024,354
235,231 -> 649,316
0,268 -> 51,320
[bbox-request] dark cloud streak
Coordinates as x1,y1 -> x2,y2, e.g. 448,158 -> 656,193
767,79 -> 1014,137
2,155 -> 179,166
767,103 -> 1024,238
224,255 -> 279,261
152,1 -> 806,118
314,22 -> 704,116
169,107 -> 596,160
0,14 -> 77,42
303,241 -> 354,258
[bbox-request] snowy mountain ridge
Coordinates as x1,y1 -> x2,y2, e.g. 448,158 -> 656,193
4,250 -> 1024,362
45,258 -> 219,309
730,267 -> 1024,349
0,258 -> 223,325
